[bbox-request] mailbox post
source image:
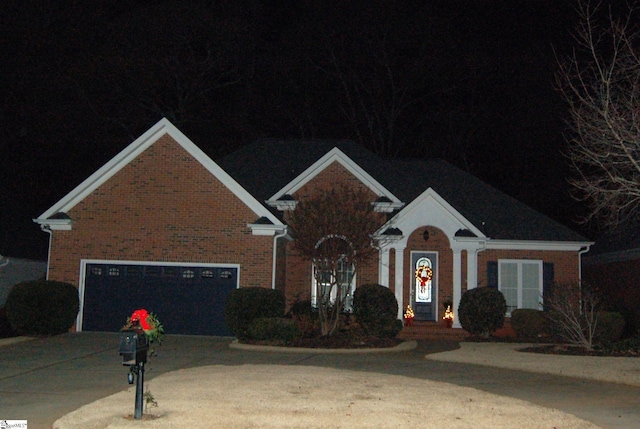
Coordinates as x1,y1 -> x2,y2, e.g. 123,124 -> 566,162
119,328 -> 149,419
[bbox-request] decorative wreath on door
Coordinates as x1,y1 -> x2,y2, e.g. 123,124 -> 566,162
415,266 -> 433,293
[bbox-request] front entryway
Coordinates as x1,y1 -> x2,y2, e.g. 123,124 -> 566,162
80,262 -> 238,336
410,252 -> 437,321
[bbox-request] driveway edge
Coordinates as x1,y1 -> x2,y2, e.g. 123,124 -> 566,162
229,339 -> 418,354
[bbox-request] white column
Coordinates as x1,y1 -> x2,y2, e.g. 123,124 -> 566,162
452,248 -> 462,328
467,249 -> 478,290
394,247 -> 404,320
379,248 -> 390,287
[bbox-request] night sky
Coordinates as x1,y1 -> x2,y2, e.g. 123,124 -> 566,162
1,1 -> 593,260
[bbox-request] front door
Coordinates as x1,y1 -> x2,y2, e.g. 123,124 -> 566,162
411,252 -> 437,321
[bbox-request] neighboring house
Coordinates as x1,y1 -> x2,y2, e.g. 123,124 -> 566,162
34,119 -> 592,336
582,220 -> 640,332
0,255 -> 47,307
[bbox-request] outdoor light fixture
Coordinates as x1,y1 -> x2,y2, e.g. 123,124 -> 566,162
423,229 -> 430,242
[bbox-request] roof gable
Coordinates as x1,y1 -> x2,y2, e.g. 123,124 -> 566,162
35,118 -> 282,228
267,147 -> 402,205
378,159 -> 590,243
378,187 -> 484,239
219,140 -> 589,243
218,140 -> 382,198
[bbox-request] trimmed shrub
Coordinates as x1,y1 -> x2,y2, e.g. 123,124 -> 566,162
597,335 -> 640,354
224,287 -> 286,340
0,307 -> 16,338
352,284 -> 400,338
247,317 -> 300,344
287,299 -> 320,338
384,319 -> 404,339
511,309 -> 549,342
5,280 -> 79,336
458,287 -> 507,338
595,311 -> 625,344
287,299 -> 317,318
616,307 -> 638,339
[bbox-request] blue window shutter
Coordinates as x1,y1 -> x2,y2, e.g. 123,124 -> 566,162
543,262 -> 554,286
543,262 -> 555,310
487,261 -> 498,288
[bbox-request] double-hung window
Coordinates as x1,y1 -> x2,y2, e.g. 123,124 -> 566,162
312,259 -> 355,310
498,260 -> 542,315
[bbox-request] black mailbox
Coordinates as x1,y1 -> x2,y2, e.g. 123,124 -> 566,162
119,329 -> 149,366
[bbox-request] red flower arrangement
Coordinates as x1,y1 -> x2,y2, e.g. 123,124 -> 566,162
123,308 -> 164,345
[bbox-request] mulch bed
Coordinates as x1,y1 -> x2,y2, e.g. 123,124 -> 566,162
243,336 -> 402,349
462,334 -> 640,357
518,344 -> 640,358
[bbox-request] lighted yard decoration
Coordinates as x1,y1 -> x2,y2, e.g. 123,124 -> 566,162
404,305 -> 415,326
443,305 -> 454,328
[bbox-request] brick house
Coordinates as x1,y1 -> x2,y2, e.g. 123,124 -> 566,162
35,119 -> 592,336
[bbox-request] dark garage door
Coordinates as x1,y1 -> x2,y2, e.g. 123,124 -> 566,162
82,263 -> 238,336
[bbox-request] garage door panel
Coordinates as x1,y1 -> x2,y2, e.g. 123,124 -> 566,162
83,263 -> 237,336
83,269 -> 133,332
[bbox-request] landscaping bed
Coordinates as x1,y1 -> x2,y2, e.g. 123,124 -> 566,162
241,333 -> 402,349
519,341 -> 640,357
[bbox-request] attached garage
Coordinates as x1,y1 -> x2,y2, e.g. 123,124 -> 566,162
79,261 -> 238,336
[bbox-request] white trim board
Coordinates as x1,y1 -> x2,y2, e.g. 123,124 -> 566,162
35,118 -> 283,227
267,147 -> 403,205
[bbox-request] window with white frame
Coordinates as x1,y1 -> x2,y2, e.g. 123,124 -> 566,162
498,260 -> 542,315
311,259 -> 355,310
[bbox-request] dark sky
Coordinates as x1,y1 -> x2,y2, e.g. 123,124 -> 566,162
0,0 -> 590,260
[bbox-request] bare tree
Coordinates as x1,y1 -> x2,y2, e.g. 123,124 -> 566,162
285,186 -> 383,336
253,2 -> 458,158
545,283 -> 601,350
80,2 -> 249,141
557,1 -> 640,229
314,9 -> 455,158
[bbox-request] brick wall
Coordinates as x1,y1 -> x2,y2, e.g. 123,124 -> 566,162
477,249 -> 580,288
47,135 -> 274,288
396,226 -> 580,315
282,161 -> 384,306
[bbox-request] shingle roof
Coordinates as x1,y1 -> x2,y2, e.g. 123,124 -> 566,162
382,159 -> 587,241
217,139 -> 381,201
217,139 -> 588,242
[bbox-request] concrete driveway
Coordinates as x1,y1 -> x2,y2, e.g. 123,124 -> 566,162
1,333 -> 639,428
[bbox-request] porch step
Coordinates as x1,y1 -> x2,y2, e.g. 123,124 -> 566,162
398,322 -> 470,340
398,321 -> 516,340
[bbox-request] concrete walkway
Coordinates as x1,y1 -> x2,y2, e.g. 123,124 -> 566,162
0,333 -> 639,428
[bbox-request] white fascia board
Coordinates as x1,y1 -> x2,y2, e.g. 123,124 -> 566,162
33,218 -> 72,230
36,118 -> 282,227
451,236 -> 487,251
374,233 -> 405,247
247,223 -> 288,236
267,200 -> 297,211
373,201 -> 405,213
486,240 -> 594,252
377,187 -> 484,238
38,119 -> 173,220
267,147 -> 403,205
